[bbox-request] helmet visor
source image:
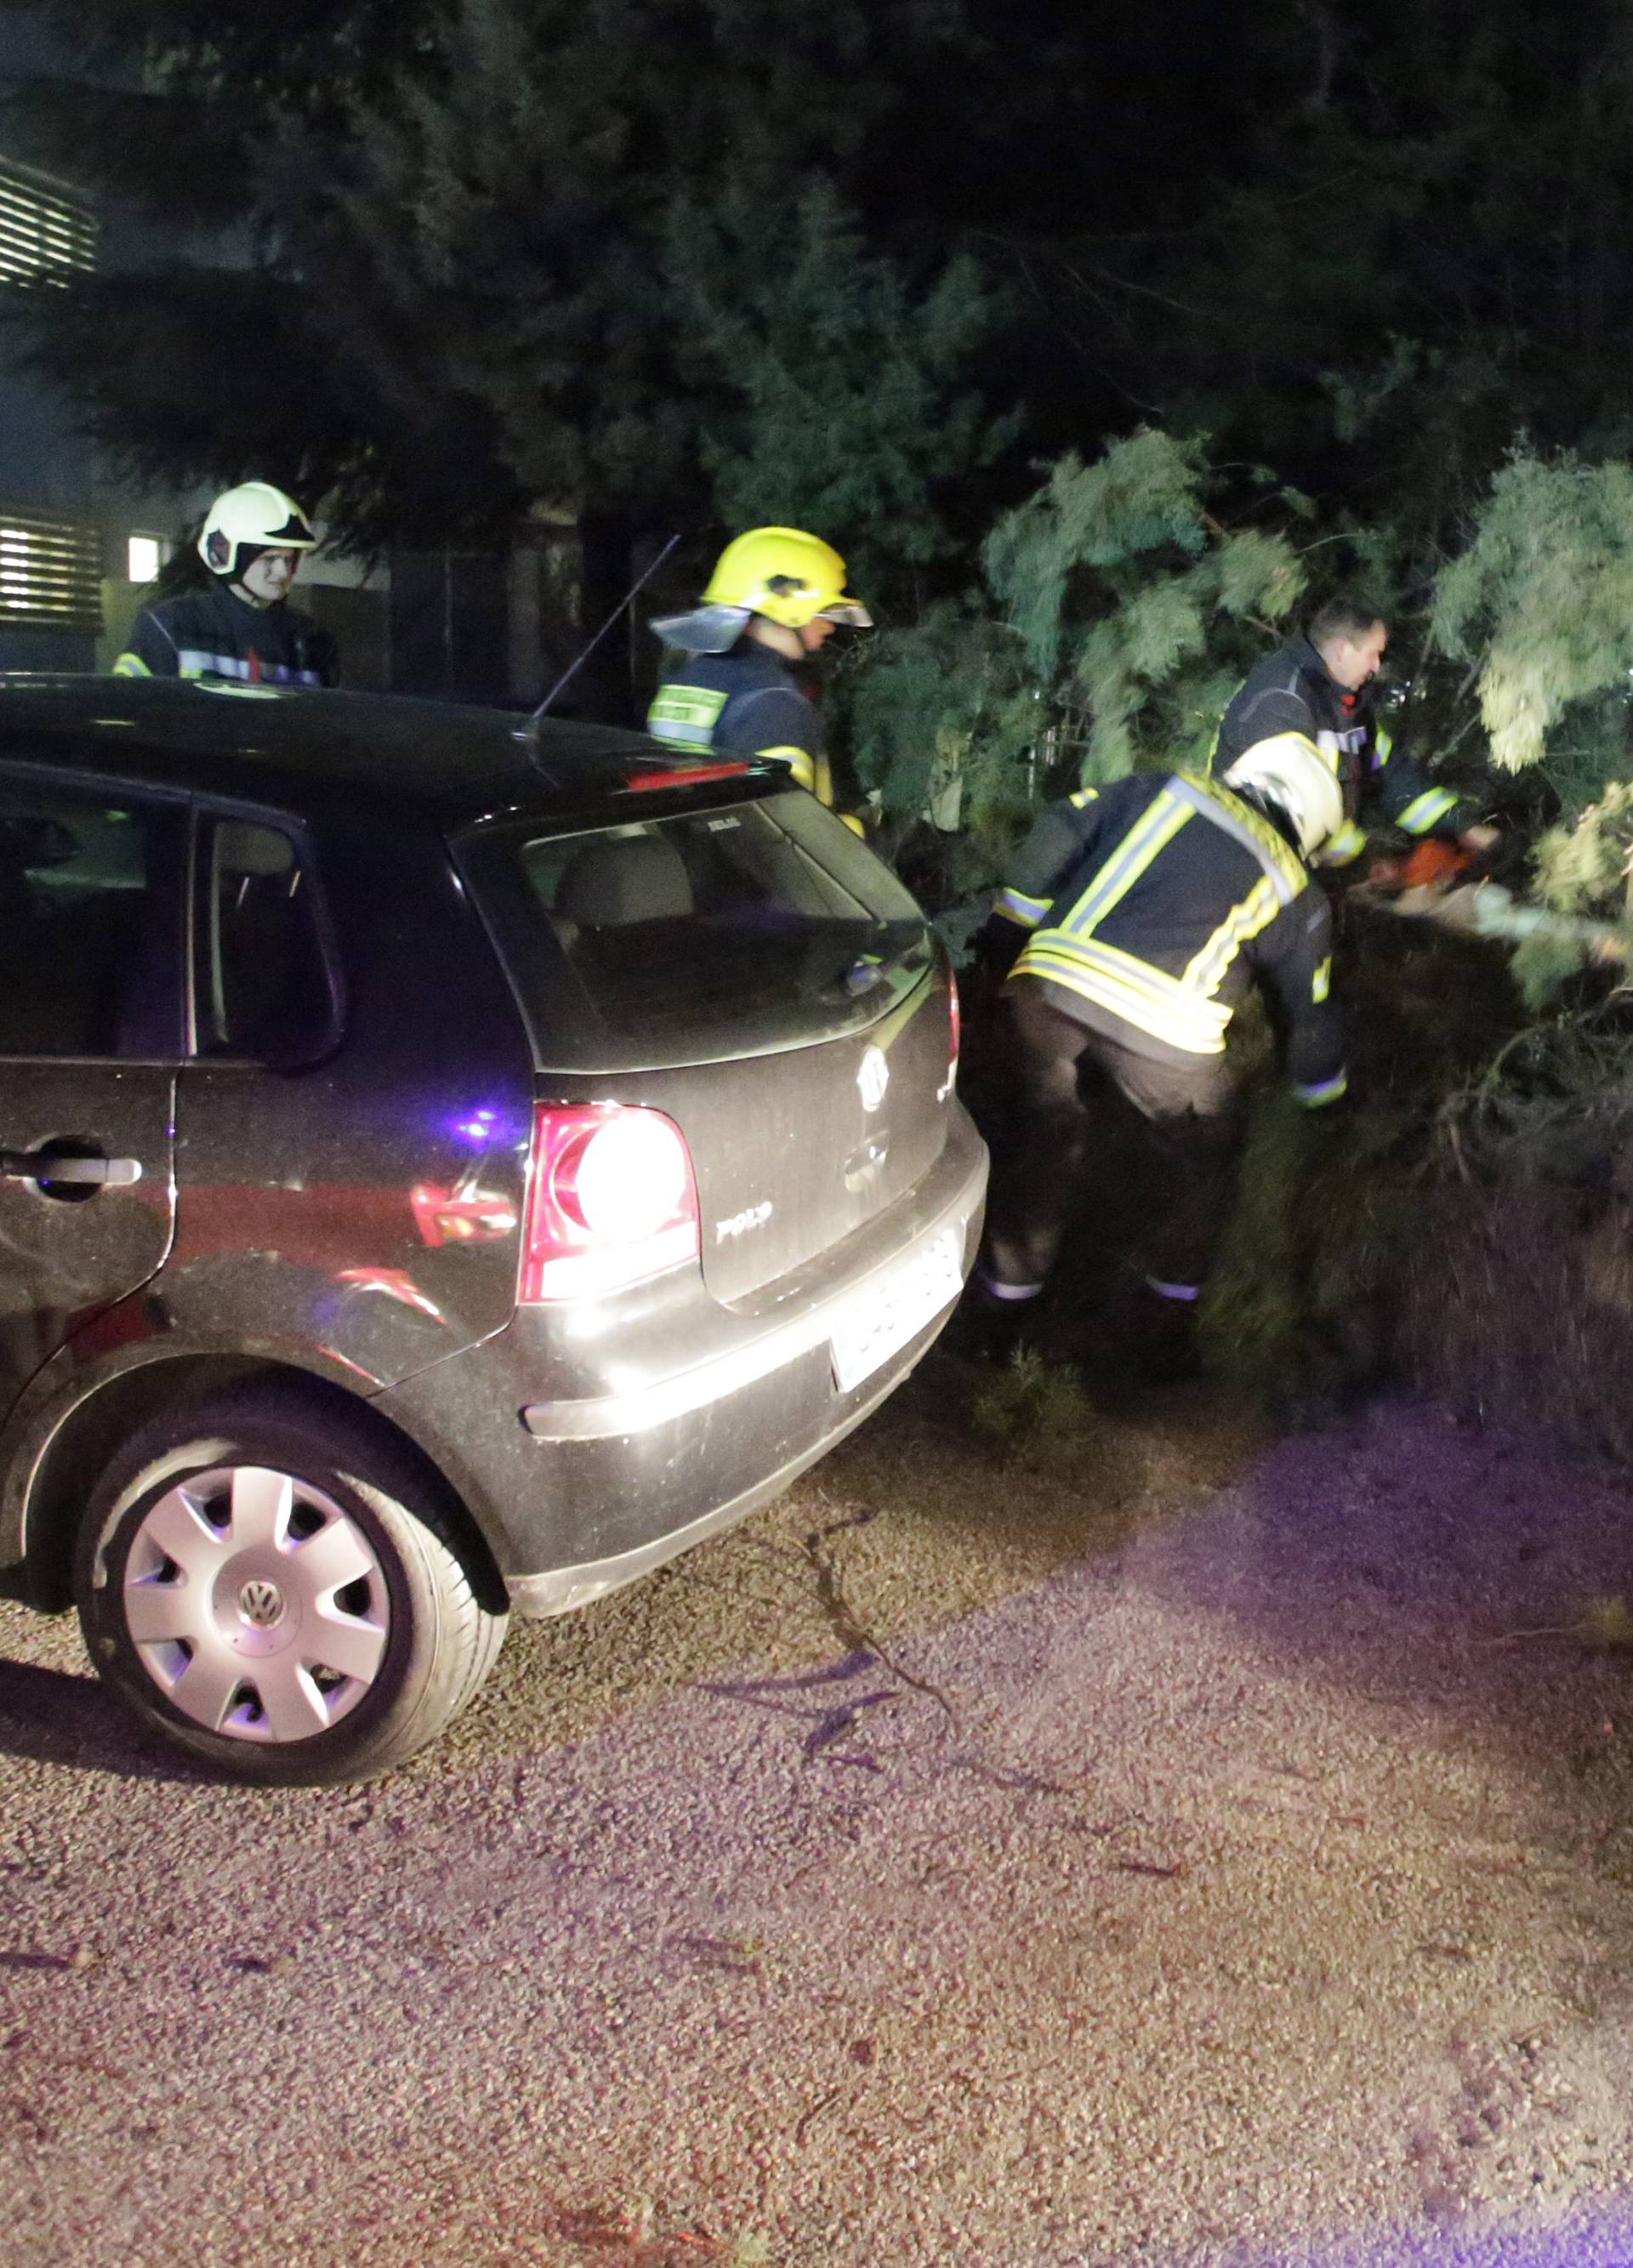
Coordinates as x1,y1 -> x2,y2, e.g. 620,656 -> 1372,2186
817,600 -> 873,629
651,603 -> 752,655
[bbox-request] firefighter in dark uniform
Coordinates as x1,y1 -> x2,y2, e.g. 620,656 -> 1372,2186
114,481 -> 339,688
646,526 -> 871,811
1215,596 -> 1495,868
970,730 -> 1348,1354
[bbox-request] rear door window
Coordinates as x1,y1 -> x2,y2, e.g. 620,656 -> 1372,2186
193,813 -> 340,1063
458,790 -> 932,1071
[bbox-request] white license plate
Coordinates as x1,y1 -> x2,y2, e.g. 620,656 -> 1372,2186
829,1227 -> 965,1395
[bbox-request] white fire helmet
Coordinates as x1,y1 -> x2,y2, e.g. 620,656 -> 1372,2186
1222,732 -> 1344,859
197,482 -> 318,579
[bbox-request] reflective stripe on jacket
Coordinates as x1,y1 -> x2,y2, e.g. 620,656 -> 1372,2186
983,770 -> 1345,1098
113,585 -> 339,687
646,642 -> 833,804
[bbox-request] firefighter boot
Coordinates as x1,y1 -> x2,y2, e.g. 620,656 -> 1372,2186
1124,1277 -> 1203,1385
947,1270 -> 1048,1363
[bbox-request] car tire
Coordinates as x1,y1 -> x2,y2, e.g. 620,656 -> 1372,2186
74,1384 -> 509,1786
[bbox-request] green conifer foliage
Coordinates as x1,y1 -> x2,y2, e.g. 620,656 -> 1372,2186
327,2 -> 1015,574
984,433 -> 1209,677
1432,452 -> 1633,929
2,0 -> 1004,566
664,184 -> 1015,594
840,603 -> 1039,846
1433,454 -> 1633,776
849,429 -> 1308,834
984,432 -> 1306,783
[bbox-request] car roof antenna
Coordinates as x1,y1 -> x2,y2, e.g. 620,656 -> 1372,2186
515,533 -> 683,762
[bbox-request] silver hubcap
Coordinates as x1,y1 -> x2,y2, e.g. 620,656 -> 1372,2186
121,1465 -> 390,1744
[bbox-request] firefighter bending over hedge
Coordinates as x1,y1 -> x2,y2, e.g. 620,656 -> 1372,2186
968,729 -> 1348,1367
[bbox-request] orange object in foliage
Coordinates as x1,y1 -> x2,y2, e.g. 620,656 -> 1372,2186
1399,838 -> 1472,890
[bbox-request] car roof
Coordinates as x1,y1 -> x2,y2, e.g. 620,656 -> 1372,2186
0,675 -> 705,824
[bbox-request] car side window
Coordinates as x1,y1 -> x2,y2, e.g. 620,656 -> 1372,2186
0,776 -> 181,1060
196,814 -> 338,1063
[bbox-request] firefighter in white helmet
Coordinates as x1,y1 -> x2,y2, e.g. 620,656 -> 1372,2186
114,481 -> 339,687
646,526 -> 872,810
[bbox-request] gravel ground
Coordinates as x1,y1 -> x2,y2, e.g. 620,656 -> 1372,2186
3,1360 -> 1633,2268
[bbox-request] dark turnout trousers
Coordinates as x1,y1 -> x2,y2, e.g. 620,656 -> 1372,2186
982,975 -> 1243,1299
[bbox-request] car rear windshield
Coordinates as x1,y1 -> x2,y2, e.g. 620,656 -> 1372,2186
456,789 -> 934,1071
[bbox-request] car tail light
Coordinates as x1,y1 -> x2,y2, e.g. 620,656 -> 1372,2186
948,974 -> 962,1067
520,1104 -> 700,1302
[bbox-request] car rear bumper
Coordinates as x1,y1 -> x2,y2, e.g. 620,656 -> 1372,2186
504,1309 -> 947,1617
377,1106 -> 987,1608
507,1106 -> 986,1613
520,1191 -> 971,1447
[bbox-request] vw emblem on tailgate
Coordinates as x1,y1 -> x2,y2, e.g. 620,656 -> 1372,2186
856,1046 -> 890,1113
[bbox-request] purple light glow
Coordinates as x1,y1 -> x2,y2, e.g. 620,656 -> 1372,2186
449,1106 -> 503,1145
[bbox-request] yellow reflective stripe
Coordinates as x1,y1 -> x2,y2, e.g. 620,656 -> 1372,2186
647,683 -> 727,751
812,752 -> 834,808
1312,956 -> 1331,1003
1374,725 -> 1393,766
1068,787 -> 1099,809
1294,1071 -> 1347,1106
758,743 -> 816,792
1016,935 -> 1231,1053
1395,787 -> 1459,835
112,652 -> 152,677
1061,792 -> 1192,939
1317,821 -> 1367,867
1174,771 -> 1306,897
1182,874 -> 1282,994
995,886 -> 1050,929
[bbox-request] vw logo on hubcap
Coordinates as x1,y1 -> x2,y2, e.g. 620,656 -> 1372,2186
237,1578 -> 287,1630
857,1046 -> 890,1114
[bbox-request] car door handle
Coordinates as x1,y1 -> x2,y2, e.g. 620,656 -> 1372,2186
0,1149 -> 144,1188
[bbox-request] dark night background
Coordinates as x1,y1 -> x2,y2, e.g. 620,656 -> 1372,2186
0,0 -> 1624,799
8,1 -> 1632,609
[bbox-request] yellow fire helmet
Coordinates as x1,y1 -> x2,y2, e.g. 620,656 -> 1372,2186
197,481 -> 319,578
703,526 -> 873,631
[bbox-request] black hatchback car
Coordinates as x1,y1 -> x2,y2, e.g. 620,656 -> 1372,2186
0,679 -> 985,1782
